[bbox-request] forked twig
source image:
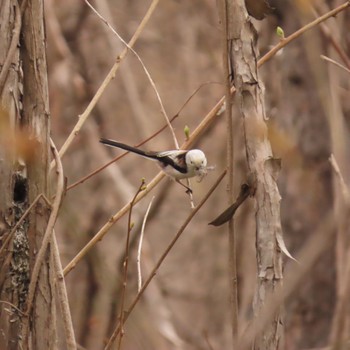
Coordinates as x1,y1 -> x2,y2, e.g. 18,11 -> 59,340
104,170 -> 227,349
115,180 -> 145,350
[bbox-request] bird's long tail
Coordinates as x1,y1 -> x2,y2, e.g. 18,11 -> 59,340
100,138 -> 154,159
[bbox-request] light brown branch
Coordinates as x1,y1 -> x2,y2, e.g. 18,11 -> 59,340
258,1 -> 350,68
50,140 -> 76,350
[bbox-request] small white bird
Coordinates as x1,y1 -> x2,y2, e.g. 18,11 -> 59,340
100,138 -> 208,193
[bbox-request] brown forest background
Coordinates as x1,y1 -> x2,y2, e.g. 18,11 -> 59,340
34,0 -> 350,348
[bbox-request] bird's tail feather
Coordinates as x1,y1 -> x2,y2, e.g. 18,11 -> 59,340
100,138 -> 154,159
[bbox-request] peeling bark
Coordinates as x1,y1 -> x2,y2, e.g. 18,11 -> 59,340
0,0 -> 54,348
229,0 -> 284,348
0,1 -> 28,348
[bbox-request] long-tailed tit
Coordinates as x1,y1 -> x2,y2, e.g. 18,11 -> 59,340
100,138 -> 208,192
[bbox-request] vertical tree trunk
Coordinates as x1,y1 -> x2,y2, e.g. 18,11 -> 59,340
0,0 -> 55,348
0,1 -> 24,348
229,0 -> 284,348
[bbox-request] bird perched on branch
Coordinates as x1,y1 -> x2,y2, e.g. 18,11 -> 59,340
100,138 -> 208,193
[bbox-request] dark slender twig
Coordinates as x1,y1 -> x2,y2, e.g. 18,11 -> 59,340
209,182 -> 253,226
220,0 -> 238,344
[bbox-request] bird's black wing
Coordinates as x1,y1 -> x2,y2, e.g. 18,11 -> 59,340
156,152 -> 188,174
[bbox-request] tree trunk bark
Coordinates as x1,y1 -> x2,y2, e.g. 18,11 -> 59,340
228,0 -> 284,348
0,0 -> 55,348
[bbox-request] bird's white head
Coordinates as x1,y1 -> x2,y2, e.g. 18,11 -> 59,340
185,150 -> 207,177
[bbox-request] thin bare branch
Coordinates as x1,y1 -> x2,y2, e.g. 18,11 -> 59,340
53,0 -> 162,165
137,196 -> 155,292
321,55 -> 350,74
50,140 -> 76,350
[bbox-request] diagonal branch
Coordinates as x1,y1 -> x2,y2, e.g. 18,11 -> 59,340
104,170 -> 227,349
53,0 -> 162,166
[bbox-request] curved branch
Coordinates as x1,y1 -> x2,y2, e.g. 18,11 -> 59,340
22,139 -> 65,342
